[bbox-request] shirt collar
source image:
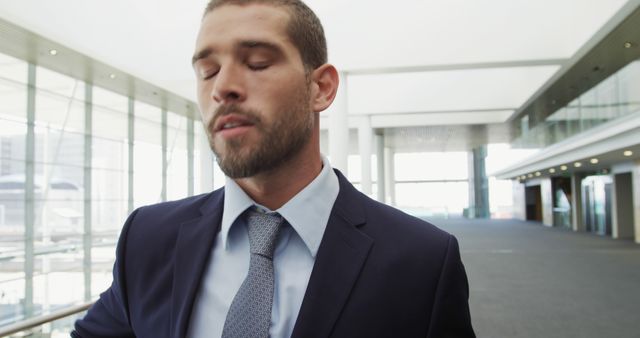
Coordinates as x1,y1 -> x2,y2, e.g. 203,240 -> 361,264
220,156 -> 339,257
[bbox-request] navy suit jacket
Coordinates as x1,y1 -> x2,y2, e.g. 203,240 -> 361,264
73,170 -> 475,337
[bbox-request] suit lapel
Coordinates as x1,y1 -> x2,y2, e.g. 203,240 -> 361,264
170,190 -> 224,338
291,170 -> 374,338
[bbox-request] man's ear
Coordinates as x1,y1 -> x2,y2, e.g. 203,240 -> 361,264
310,64 -> 339,113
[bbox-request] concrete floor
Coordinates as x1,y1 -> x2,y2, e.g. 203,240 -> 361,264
433,218 -> 640,338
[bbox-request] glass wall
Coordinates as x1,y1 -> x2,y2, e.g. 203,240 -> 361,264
516,60 -> 640,147
485,143 -> 540,218
0,50 -> 204,328
32,66 -> 86,320
91,87 -> 130,296
133,102 -> 163,208
167,111 -> 189,201
347,154 -> 378,198
394,152 -> 469,217
0,53 -> 28,327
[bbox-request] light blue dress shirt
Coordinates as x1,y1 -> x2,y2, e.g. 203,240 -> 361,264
187,156 -> 339,338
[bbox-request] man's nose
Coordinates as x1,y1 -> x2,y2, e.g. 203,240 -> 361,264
211,65 -> 246,104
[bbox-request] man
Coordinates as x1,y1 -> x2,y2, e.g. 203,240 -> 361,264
73,0 -> 475,337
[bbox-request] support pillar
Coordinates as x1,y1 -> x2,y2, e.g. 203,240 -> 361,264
161,109 -> 168,202
633,160 -> 640,244
83,84 -> 93,301
24,63 -> 36,318
375,132 -> 385,203
187,117 -> 195,196
541,178 -> 553,227
571,174 -> 585,232
128,98 -> 134,213
468,145 -> 490,218
329,72 -> 349,174
358,116 -> 373,195
384,147 -> 395,205
512,180 -> 526,221
611,172 -> 634,239
199,126 -> 215,193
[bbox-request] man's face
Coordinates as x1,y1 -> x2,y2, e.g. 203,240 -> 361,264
193,4 -> 315,178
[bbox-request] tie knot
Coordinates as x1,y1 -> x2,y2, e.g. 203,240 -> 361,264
246,210 -> 283,259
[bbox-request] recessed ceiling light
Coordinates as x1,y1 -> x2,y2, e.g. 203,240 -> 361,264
49,49 -> 58,56
549,168 -> 556,174
623,150 -> 633,157
535,171 -> 541,177
590,158 -> 599,164
624,41 -> 633,49
109,73 -> 117,79
574,162 -> 582,168
528,173 -> 533,178
560,165 -> 568,171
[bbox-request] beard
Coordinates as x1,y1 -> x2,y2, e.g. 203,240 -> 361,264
207,87 -> 314,178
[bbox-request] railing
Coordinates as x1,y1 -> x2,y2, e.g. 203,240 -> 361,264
0,302 -> 93,337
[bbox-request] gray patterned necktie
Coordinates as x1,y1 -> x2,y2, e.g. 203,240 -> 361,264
221,209 -> 284,338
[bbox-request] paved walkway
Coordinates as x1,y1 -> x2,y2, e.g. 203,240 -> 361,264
433,218 -> 640,338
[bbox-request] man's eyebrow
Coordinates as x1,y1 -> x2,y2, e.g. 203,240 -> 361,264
191,41 -> 282,65
238,40 -> 282,54
192,48 -> 213,66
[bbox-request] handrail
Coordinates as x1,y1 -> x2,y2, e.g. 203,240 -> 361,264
0,301 -> 93,337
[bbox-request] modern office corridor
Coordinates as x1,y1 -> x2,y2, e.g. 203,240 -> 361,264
434,218 -> 640,338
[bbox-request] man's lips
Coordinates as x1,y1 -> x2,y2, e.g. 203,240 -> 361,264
213,114 -> 256,133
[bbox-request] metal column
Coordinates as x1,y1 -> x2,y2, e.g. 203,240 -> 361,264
468,145 -> 490,218
83,84 -> 93,301
127,99 -> 134,213
24,63 -> 36,318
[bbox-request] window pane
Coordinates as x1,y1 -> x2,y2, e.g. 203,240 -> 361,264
0,53 -> 28,84
134,108 -> 162,207
395,181 -> 469,217
167,112 -> 188,200
36,66 -> 85,101
0,52 -> 28,326
0,79 -> 27,120
194,121 -> 212,195
92,138 -> 128,171
93,86 -> 127,114
34,127 -> 85,167
32,164 -> 84,242
135,101 -> 162,123
93,107 -> 128,141
0,117 -> 28,161
394,152 -> 468,181
92,199 -> 127,233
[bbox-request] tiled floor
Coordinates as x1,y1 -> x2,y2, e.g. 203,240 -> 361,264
432,218 -> 640,338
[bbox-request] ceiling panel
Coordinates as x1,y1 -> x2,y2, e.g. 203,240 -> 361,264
0,0 -> 631,106
314,0 -> 629,70
348,65 -> 559,114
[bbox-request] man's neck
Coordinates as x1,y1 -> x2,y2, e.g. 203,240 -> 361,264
232,151 -> 323,211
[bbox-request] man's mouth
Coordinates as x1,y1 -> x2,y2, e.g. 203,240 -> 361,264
222,122 -> 243,129
213,113 -> 258,138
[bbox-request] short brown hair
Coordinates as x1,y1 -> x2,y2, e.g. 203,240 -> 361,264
204,0 -> 327,71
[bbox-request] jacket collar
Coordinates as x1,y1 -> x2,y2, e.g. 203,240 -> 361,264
291,169 -> 373,338
170,188 -> 225,338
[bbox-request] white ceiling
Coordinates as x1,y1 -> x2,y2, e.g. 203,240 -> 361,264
0,0 -> 631,122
